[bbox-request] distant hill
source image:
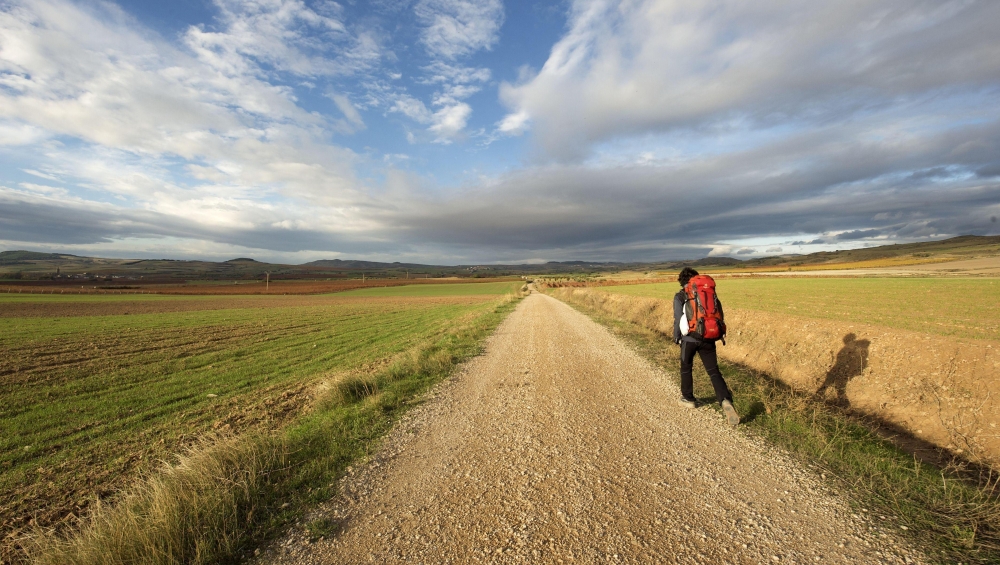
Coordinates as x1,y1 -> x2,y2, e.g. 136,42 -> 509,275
741,235 -> 1000,268
304,259 -> 435,270
0,250 -> 80,264
2,234 -> 997,280
686,257 -> 743,267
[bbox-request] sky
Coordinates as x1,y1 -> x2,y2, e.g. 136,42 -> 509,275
1,0 -> 999,264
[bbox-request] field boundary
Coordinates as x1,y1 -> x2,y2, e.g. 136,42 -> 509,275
19,291 -> 525,564
546,287 -> 1000,563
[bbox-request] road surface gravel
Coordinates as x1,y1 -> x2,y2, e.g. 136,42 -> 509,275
258,292 -> 926,564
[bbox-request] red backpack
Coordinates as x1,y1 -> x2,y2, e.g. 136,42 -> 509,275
683,275 -> 726,342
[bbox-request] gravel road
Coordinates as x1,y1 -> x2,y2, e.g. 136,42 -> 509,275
258,292 -> 926,564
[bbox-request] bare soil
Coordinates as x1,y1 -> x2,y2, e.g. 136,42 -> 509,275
721,308 -> 1000,467
257,292 -> 925,564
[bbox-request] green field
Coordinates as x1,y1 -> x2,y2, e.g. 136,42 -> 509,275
601,277 -> 1000,341
0,283 -> 518,546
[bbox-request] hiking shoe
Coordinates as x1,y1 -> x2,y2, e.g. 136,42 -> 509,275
678,397 -> 697,409
722,399 -> 740,426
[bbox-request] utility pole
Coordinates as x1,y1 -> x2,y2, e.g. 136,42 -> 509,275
363,272 -> 365,284
265,271 -> 269,291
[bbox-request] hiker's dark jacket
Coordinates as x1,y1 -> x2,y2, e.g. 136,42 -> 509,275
672,289 -> 725,344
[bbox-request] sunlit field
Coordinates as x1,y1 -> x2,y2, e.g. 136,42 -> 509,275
0,282 -> 520,547
600,278 -> 1000,341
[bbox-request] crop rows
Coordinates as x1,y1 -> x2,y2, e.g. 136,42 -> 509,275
0,284 -> 517,549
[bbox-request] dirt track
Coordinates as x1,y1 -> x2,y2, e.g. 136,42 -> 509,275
259,292 -> 926,564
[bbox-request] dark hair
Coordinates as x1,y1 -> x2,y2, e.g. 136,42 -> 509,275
678,267 -> 699,287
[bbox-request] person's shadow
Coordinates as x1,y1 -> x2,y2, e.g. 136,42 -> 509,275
814,333 -> 870,407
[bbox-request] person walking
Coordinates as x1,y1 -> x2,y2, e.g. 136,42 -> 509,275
673,267 -> 740,425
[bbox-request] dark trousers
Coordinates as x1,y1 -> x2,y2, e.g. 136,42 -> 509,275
680,340 -> 733,404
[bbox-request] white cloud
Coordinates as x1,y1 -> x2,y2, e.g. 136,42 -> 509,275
500,0 -> 1000,161
391,95 -> 433,123
0,122 -> 48,145
414,0 -> 504,60
428,103 -> 472,143
22,168 -> 59,181
706,245 -> 737,258
389,64 -> 483,140
497,109 -> 530,135
391,1 -> 503,143
184,0 -> 378,78
19,182 -> 67,196
383,153 -> 411,163
0,0 -> 314,157
421,61 -> 491,85
329,92 -> 365,131
0,0 -> 374,247
433,84 -> 480,106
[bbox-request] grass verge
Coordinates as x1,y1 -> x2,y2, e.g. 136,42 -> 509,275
20,292 -> 523,564
548,289 -> 1000,565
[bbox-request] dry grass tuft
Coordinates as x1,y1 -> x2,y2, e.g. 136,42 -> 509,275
546,286 -> 674,336
23,434 -> 288,565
